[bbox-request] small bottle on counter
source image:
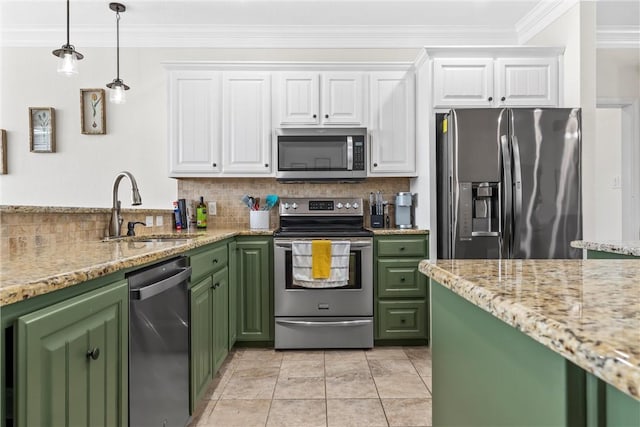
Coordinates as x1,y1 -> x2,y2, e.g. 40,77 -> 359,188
196,196 -> 207,229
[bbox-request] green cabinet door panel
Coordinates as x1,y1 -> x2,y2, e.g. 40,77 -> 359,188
16,280 -> 128,427
377,299 -> 427,339
212,266 -> 229,372
432,280 -> 577,426
228,240 -> 238,349
377,258 -> 427,298
236,237 -> 272,342
189,276 -> 214,411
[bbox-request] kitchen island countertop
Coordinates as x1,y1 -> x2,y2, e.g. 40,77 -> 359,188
571,240 -> 640,257
0,229 -> 273,307
419,258 -> 640,401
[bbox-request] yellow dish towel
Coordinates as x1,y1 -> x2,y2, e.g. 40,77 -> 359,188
311,240 -> 332,279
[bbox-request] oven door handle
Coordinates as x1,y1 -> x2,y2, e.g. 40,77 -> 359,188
274,241 -> 372,249
276,319 -> 372,327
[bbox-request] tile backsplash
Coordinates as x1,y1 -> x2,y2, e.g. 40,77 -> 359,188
178,177 -> 410,229
0,177 -> 411,252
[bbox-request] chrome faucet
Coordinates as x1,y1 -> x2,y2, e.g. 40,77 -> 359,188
109,171 -> 142,238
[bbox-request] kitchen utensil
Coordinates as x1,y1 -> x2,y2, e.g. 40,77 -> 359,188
241,194 -> 253,209
264,194 -> 279,211
254,197 -> 260,210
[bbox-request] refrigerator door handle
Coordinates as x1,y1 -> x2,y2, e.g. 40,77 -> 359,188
511,134 -> 523,256
500,134 -> 512,258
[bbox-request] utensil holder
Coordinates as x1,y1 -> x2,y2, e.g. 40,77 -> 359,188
370,214 -> 384,229
249,210 -> 270,230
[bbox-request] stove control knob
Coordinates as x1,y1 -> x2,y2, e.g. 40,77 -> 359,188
291,202 -> 298,210
345,203 -> 351,209
336,203 -> 344,209
352,202 -> 359,209
283,203 -> 290,210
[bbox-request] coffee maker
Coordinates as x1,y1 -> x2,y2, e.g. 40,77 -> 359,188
395,192 -> 414,229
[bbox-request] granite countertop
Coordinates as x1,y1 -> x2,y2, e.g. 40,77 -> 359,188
420,259 -> 640,401
571,240 -> 640,257
0,229 -> 273,307
369,228 -> 429,235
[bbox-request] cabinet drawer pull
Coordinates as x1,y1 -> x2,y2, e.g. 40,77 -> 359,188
400,318 -> 406,324
86,347 -> 100,360
212,258 -> 218,264
265,163 -> 269,168
399,247 -> 405,251
313,114 -> 317,118
501,96 -> 506,101
488,96 -> 493,101
400,277 -> 405,282
212,162 -> 217,168
324,114 -> 329,119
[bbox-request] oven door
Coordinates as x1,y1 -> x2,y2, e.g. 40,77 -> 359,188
273,237 -> 373,317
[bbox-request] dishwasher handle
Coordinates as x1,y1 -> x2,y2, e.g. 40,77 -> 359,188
130,266 -> 192,301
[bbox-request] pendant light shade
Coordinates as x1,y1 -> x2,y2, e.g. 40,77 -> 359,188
52,0 -> 83,76
106,2 -> 129,104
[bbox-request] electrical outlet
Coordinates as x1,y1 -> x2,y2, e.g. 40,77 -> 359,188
208,201 -> 217,216
145,216 -> 154,227
156,216 -> 164,226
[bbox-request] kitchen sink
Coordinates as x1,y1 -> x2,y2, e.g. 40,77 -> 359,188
102,234 -> 199,243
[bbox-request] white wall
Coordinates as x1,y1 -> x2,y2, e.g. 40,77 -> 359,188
594,108 -> 623,240
527,2 -> 598,241
0,47 -> 418,209
597,48 -> 640,100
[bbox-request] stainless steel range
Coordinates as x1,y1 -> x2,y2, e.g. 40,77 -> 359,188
273,197 -> 374,349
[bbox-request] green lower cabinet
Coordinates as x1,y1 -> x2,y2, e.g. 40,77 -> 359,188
228,240 -> 238,349
235,237 -> 272,342
212,267 -> 229,372
189,276 -> 214,411
16,280 -> 128,427
606,383 -> 640,427
587,250 -> 638,259
374,234 -> 429,343
432,280 -> 608,426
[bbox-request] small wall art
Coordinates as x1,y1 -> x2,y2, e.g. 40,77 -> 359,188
1,129 -> 7,174
80,88 -> 106,135
29,107 -> 56,153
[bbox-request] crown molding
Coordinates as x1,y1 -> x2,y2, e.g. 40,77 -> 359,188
516,0 -> 580,44
597,25 -> 640,48
2,25 -> 518,49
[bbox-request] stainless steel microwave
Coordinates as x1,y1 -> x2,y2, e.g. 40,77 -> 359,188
276,128 -> 367,181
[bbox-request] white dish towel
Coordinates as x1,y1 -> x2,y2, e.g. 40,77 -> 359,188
291,240 -> 351,288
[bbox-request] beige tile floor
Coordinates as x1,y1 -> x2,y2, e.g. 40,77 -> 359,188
190,346 -> 432,427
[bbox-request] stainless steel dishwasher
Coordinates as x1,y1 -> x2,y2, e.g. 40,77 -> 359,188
127,256 -> 191,427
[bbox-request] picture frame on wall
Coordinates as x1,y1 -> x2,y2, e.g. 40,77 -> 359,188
80,88 -> 106,135
29,107 -> 56,153
1,129 -> 7,174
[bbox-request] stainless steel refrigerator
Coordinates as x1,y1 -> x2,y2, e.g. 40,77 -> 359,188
436,108 -> 582,259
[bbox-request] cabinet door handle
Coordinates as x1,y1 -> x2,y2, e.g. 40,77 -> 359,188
488,96 -> 493,102
214,282 -> 220,289
501,96 -> 506,101
399,247 -> 405,251
313,114 -> 317,118
373,163 -> 378,167
265,163 -> 269,168
325,114 -> 329,119
212,163 -> 217,168
212,258 -> 218,264
86,348 -> 100,360
400,277 -> 405,282
400,318 -> 406,324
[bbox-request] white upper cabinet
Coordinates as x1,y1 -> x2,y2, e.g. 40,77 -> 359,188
168,71 -> 221,176
432,53 -> 560,108
495,58 -> 558,107
368,71 -> 416,176
433,58 -> 494,108
277,72 -> 365,126
222,72 -> 273,175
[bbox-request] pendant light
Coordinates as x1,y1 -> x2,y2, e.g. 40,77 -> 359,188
52,0 -> 83,76
106,2 -> 129,104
